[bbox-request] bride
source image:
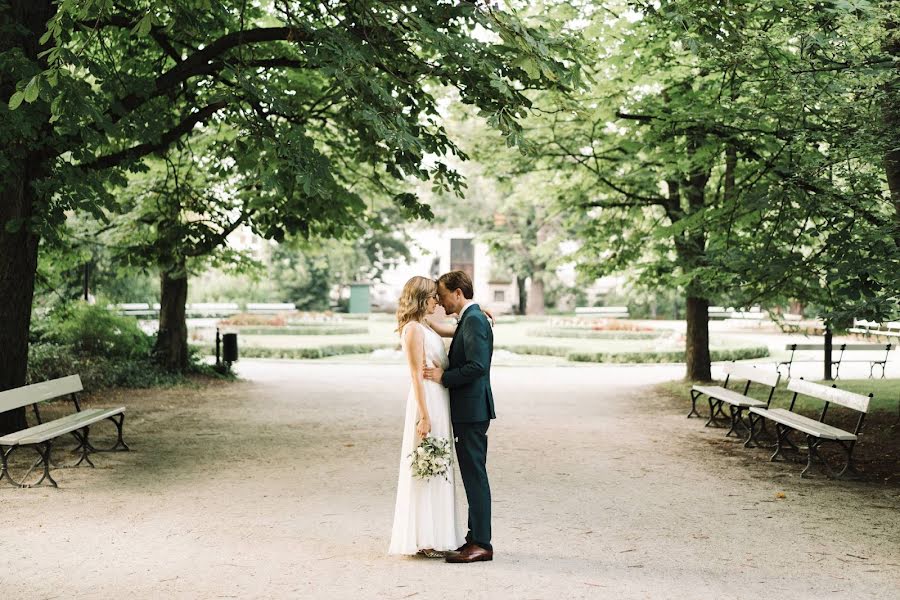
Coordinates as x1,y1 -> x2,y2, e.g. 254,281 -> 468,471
388,276 -> 465,557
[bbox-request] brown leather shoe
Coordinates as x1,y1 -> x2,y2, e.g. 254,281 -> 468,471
455,533 -> 473,552
445,543 -> 493,563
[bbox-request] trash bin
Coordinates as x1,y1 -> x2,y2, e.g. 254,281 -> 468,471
223,332 -> 238,363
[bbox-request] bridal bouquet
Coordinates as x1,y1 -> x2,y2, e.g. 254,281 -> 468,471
408,435 -> 453,481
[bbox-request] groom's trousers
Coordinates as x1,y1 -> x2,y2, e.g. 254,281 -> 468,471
454,420 -> 492,551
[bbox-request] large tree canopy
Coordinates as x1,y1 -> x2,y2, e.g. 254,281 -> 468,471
0,0 -> 582,431
507,0 -> 900,380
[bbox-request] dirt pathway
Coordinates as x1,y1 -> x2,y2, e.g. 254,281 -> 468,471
1,360 -> 897,599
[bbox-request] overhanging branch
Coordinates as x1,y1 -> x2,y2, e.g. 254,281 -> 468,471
82,101 -> 228,171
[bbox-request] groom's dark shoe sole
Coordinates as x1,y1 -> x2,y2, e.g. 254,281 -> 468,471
445,543 -> 493,563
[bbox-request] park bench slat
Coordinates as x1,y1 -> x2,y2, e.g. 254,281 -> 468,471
0,375 -> 82,413
748,407 -> 857,441
16,407 -> 125,445
0,408 -> 106,445
691,386 -> 766,408
787,378 -> 871,412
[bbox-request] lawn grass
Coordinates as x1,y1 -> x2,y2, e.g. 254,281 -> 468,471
659,378 -> 900,414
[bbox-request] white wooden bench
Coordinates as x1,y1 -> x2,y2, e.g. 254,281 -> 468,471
187,303 -> 240,317
0,375 -> 128,488
777,343 -> 893,379
573,306 -> 629,318
246,302 -> 296,314
688,362 -> 781,438
744,378 -> 871,478
113,303 -> 158,316
849,320 -> 900,340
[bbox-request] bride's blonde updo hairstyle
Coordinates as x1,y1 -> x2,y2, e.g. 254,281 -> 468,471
396,276 -> 437,335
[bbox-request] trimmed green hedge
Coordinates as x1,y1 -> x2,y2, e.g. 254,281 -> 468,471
239,344 -> 394,359
528,328 -> 662,340
567,346 -> 770,364
496,345 -> 572,357
237,325 -> 369,336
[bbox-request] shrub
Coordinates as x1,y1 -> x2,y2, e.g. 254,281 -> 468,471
495,345 -> 572,357
237,325 -> 368,336
34,302 -> 153,359
566,346 -> 770,364
239,344 -> 395,359
27,342 -> 183,389
528,328 -> 662,340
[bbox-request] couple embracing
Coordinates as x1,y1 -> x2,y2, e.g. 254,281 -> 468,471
388,271 -> 495,564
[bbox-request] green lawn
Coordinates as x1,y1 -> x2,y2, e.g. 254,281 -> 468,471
236,316 -> 768,358
659,378 -> 900,414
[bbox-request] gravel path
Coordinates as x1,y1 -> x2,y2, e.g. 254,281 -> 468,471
1,360 -> 897,599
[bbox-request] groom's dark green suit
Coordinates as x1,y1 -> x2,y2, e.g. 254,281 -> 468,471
441,303 -> 495,551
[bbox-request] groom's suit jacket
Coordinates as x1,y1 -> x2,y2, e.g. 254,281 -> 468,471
441,303 -> 496,424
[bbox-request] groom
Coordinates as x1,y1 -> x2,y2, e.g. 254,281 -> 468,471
424,270 -> 495,564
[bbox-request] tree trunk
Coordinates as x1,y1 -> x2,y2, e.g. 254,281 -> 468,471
0,0 -> 56,434
155,263 -> 190,372
0,177 -> 41,434
526,276 -> 545,316
516,275 -> 527,315
685,295 -> 712,381
883,15 -> 900,245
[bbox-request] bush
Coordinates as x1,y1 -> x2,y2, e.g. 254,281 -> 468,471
34,302 -> 153,359
495,345 -> 572,357
239,344 -> 395,359
237,325 -> 368,336
27,342 -> 183,389
528,328 -> 662,340
566,346 -> 770,364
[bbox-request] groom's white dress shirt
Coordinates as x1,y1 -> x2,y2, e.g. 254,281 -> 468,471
457,301 -> 476,323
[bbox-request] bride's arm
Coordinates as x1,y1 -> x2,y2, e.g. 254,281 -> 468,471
425,308 -> 495,338
402,324 -> 431,438
424,316 -> 456,338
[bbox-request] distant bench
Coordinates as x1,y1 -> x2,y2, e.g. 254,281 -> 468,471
0,375 -> 128,488
849,319 -> 900,340
246,303 -> 297,314
573,306 -> 629,318
708,306 -> 767,320
777,343 -> 893,379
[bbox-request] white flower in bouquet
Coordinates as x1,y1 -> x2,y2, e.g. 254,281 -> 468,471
408,434 -> 453,481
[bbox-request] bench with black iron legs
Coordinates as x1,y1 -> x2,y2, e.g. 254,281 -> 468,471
0,375 -> 128,488
688,362 -> 781,438
744,378 -> 871,478
777,343 -> 892,379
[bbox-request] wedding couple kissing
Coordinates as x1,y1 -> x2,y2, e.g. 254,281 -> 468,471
388,271 -> 495,564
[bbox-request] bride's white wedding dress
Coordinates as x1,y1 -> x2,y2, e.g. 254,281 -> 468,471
388,322 -> 464,555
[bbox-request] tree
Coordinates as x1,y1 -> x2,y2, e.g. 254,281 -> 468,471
0,1 -> 580,431
518,0 -> 899,380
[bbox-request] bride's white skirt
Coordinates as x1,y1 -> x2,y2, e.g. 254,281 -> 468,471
388,379 -> 464,555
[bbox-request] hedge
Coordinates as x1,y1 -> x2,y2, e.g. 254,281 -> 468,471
567,346 -> 771,364
238,344 -> 395,359
528,328 -> 662,340
237,325 -> 369,336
